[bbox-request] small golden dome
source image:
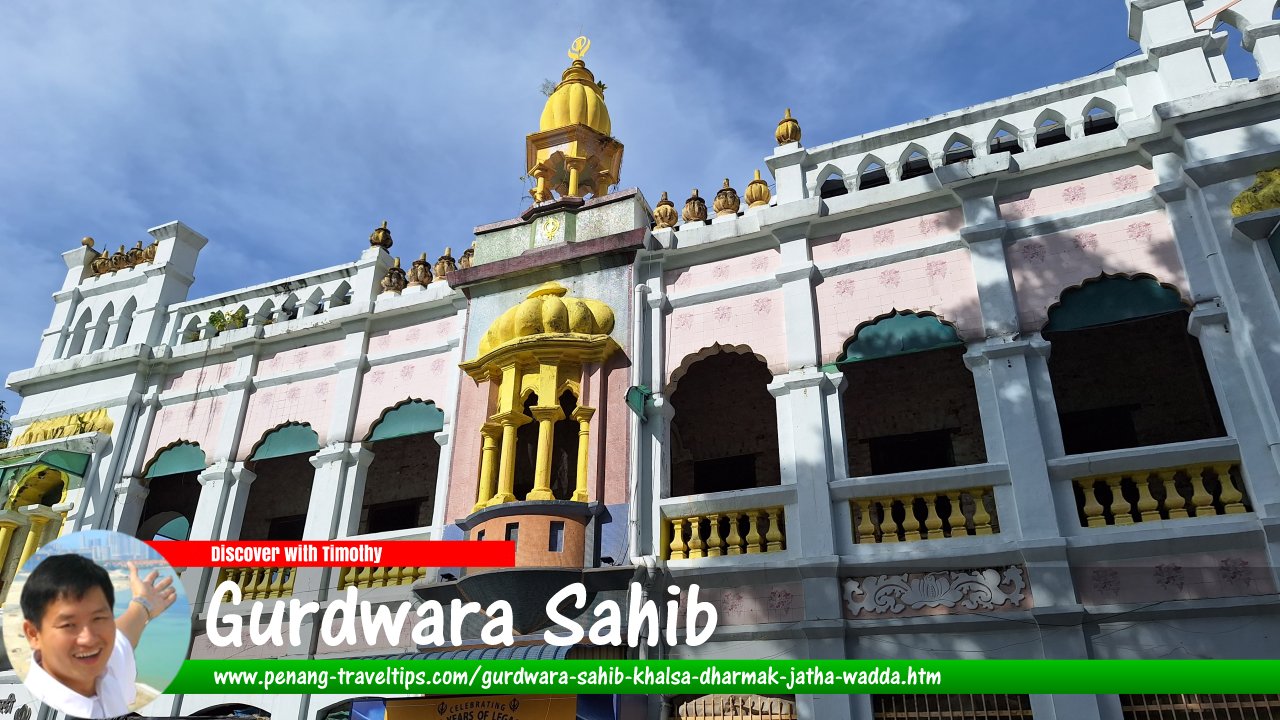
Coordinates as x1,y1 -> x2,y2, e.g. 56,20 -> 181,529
746,169 -> 771,208
81,236 -> 95,248
653,192 -> 678,229
776,108 -> 801,146
539,60 -> 612,136
478,281 -> 615,355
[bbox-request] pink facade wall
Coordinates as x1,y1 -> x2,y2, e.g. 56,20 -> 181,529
353,349 -> 461,441
235,377 -> 335,460
815,249 -> 981,363
1073,550 -> 1274,605
144,396 -> 226,466
256,339 -> 344,380
811,209 -> 963,264
664,249 -> 779,291
602,358 -> 630,505
666,290 -> 787,381
1008,211 -> 1187,332
367,316 -> 458,356
445,375 -> 488,523
163,361 -> 235,393
997,165 -> 1156,221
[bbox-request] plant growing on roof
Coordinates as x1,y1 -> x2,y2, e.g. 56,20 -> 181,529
209,307 -> 249,332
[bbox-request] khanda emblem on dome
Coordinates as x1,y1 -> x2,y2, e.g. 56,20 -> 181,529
568,35 -> 590,61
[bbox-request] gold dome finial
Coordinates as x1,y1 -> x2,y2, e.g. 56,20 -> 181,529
370,220 -> 393,250
746,169 -> 771,208
381,256 -> 407,295
460,242 -> 475,269
81,236 -> 94,248
682,189 -> 707,224
408,252 -> 432,287
433,246 -> 457,283
776,108 -> 801,146
653,192 -> 678,229
568,35 -> 591,61
714,178 -> 741,217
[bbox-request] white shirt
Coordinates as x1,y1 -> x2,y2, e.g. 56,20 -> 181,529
24,628 -> 137,719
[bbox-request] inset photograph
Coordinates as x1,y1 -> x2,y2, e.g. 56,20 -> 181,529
2,529 -> 190,719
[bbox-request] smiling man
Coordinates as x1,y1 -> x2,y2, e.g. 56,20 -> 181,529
19,553 -> 177,718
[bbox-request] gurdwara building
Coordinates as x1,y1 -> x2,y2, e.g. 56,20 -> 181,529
4,1 -> 1280,718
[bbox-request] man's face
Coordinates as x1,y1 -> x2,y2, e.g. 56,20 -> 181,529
22,586 -> 115,696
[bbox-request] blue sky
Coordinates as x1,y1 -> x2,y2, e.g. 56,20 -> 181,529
0,1 -> 1259,418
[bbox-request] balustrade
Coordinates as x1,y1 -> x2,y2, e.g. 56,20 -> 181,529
1072,462 -> 1248,528
217,566 -> 296,600
665,507 -> 785,560
338,565 -> 427,590
849,488 -> 997,544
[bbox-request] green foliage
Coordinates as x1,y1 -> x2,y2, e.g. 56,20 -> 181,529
208,307 -> 249,333
0,399 -> 10,447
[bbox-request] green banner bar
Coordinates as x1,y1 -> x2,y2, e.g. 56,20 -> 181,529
167,659 -> 1280,695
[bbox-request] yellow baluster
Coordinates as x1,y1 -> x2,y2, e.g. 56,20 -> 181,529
1135,474 -> 1160,522
746,511 -> 762,553
726,513 -> 743,555
706,514 -> 724,557
946,492 -> 967,537
688,516 -> 705,559
372,566 -> 388,587
254,568 -> 271,600
341,567 -> 356,590
971,491 -> 994,535
1080,479 -> 1106,527
854,500 -> 876,544
1189,468 -> 1214,516
669,518 -> 687,560
1214,464 -> 1246,514
1159,470 -> 1188,519
878,500 -> 899,543
923,496 -> 943,540
1107,477 -> 1132,525
765,508 -> 784,552
388,566 -> 402,586
901,497 -> 922,542
283,567 -> 296,595
268,568 -> 285,598
356,565 -> 373,588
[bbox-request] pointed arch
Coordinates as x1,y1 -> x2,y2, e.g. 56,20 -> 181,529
1033,108 -> 1069,147
247,421 -> 319,462
329,280 -> 353,308
898,143 -> 933,180
813,163 -> 849,199
942,133 -> 976,165
254,298 -> 276,326
988,120 -> 1023,155
667,343 -> 770,396
88,301 -> 115,352
838,309 -> 964,364
303,287 -> 325,316
555,379 -> 582,402
281,292 -> 300,321
66,308 -> 93,357
365,399 -> 445,442
1044,273 -> 1189,333
857,154 -> 890,189
143,440 -> 207,479
1082,98 -> 1119,135
113,296 -> 137,346
181,315 -> 202,343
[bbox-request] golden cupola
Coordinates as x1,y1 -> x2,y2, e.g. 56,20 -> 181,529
477,282 -> 615,356
526,37 -> 624,204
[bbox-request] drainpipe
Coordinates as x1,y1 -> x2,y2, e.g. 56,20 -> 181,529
628,283 -> 648,562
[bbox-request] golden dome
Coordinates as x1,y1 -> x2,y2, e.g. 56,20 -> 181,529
478,281 -> 615,355
539,60 -> 612,136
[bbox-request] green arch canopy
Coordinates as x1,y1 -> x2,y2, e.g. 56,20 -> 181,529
838,311 -> 963,364
145,443 -> 205,478
1045,276 -> 1185,332
251,423 -> 320,461
368,400 -> 444,442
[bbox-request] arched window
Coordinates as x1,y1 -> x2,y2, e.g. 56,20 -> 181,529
668,347 -> 781,497
1044,275 -> 1224,455
1215,11 -> 1259,80
254,299 -> 275,326
66,309 -> 93,357
943,135 -> 975,164
113,297 -> 137,346
839,311 -> 986,476
361,400 -> 445,534
1083,102 -> 1118,135
989,124 -> 1022,155
900,147 -> 933,180
1034,111 -> 1069,148
303,287 -> 325,317
858,157 -> 890,189
242,423 -> 320,540
816,167 -> 849,199
136,442 -> 205,541
330,281 -> 353,308
281,293 -> 300,322
88,302 -> 114,352
181,315 -> 202,343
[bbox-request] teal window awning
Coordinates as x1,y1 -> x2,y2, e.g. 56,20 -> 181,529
250,423 -> 320,461
837,311 -> 964,364
145,443 -> 206,478
1045,276 -> 1186,332
367,401 -> 444,442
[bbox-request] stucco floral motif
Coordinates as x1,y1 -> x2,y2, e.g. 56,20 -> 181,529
878,269 -> 900,288
836,278 -> 856,296
399,364 -> 415,381
1154,563 -> 1184,591
430,358 -> 445,375
835,237 -> 853,255
1112,173 -> 1139,193
926,260 -> 948,280
844,566 -> 1027,616
1010,197 -> 1036,217
407,327 -> 422,343
674,314 -> 693,330
721,590 -> 744,613
1092,568 -> 1120,597
369,370 -> 386,386
752,298 -> 773,315
1219,558 -> 1254,587
1127,221 -> 1152,241
286,386 -> 302,401
873,228 -> 895,246
712,264 -> 729,280
918,216 -> 941,237
1062,184 -> 1086,204
768,588 -> 794,612
1073,232 -> 1099,252
1020,243 -> 1046,263
750,256 -> 769,272
713,306 -> 732,322
296,350 -> 310,366
322,344 -> 336,360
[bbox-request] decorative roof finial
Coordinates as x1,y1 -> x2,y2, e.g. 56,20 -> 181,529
370,220 -> 393,250
776,108 -> 801,146
568,35 -> 591,61
746,169 -> 771,208
653,192 -> 678,229
434,247 -> 457,283
381,256 -> 407,295
81,236 -> 94,248
460,243 -> 475,270
682,189 -> 707,224
407,252 -> 432,287
713,178 -> 740,217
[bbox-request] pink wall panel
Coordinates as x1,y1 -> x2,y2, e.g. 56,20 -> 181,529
257,339 -> 344,379
367,317 -> 459,356
1008,211 -> 1187,332
997,165 -> 1156,221
665,290 -> 786,382
163,361 -> 235,393
816,249 -> 981,363
445,377 -> 487,523
664,249 -> 779,291
144,396 -> 226,466
811,209 -> 963,265
353,350 -> 460,441
236,377 -> 334,460
601,360 -> 630,505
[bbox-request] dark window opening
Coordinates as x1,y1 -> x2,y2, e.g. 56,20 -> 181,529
365,498 -> 424,535
943,143 -> 975,165
476,529 -> 485,541
692,454 -> 758,495
240,452 -> 315,541
1058,406 -> 1138,455
1035,121 -> 1069,147
135,471 -> 200,542
900,153 -> 933,180
550,391 -> 580,501
1083,109 -> 1118,135
820,177 -> 849,198
361,431 -> 439,534
267,514 -> 306,541
513,393 -> 540,500
989,131 -> 1022,155
548,521 -> 565,552
859,165 -> 890,189
868,429 -> 956,475
505,523 -> 519,544
284,304 -> 299,321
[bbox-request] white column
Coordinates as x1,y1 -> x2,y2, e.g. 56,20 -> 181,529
768,371 -> 836,556
111,476 -> 149,536
184,462 -> 250,609
336,443 -> 376,538
773,223 -> 821,370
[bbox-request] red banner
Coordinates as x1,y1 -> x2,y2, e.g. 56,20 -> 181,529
145,540 -> 515,568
